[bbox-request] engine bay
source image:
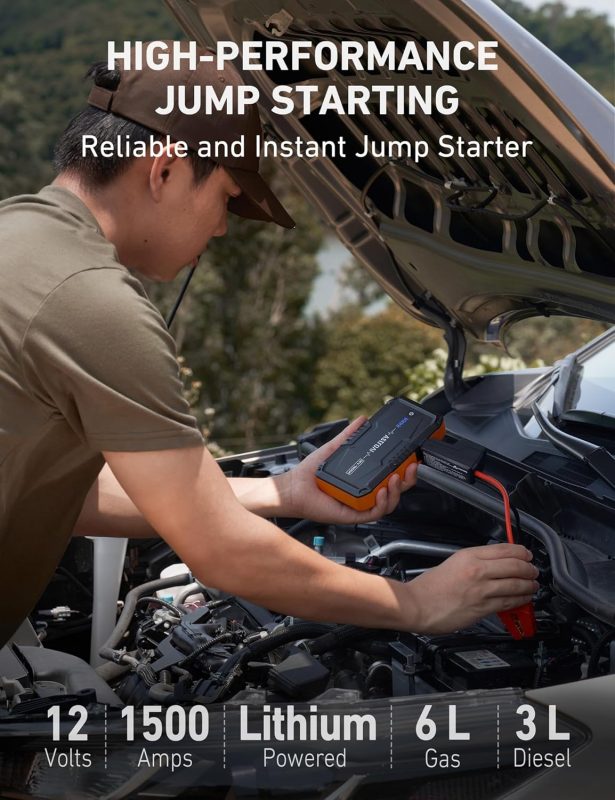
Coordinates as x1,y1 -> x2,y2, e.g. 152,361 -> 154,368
3,415 -> 615,719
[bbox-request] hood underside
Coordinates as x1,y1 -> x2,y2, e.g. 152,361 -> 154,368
166,0 -> 615,340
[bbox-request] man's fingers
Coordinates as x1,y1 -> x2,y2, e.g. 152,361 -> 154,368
489,594 -> 535,613
338,460 -> 416,523
385,474 -> 402,513
374,487 -> 390,516
481,558 -> 539,580
485,578 -> 539,598
332,416 -> 367,447
400,462 -> 418,490
474,543 -> 533,561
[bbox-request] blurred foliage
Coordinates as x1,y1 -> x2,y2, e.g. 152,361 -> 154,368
310,304 -> 442,419
0,73 -> 49,195
499,317 -> 610,363
0,0 -> 184,191
402,348 -> 545,404
495,1 -> 614,101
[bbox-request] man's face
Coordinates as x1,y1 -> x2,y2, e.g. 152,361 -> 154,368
134,159 -> 242,281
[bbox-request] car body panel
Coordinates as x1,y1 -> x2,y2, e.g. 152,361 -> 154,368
166,0 -> 615,340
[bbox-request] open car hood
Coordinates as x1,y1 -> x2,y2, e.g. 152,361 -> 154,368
166,0 -> 615,342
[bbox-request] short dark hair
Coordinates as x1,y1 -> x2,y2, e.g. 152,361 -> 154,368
53,62 -> 216,188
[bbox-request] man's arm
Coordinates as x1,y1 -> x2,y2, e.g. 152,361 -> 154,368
74,464 -> 287,538
226,417 -> 419,525
102,445 -> 539,634
74,463 -> 158,538
74,419 -> 415,536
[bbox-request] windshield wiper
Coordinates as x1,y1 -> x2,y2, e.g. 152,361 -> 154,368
532,402 -> 615,490
551,351 -> 615,430
551,353 -> 582,421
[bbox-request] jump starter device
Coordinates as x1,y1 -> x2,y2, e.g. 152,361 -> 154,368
315,397 -> 445,511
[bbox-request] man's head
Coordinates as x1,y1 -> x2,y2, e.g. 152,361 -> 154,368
52,47 -> 294,280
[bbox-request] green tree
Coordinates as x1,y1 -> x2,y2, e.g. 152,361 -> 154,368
311,304 -> 443,420
500,317 -> 609,364
495,1 -> 614,101
0,0 -> 184,195
0,73 -> 50,195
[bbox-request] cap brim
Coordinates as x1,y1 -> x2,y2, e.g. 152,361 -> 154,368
225,168 -> 295,229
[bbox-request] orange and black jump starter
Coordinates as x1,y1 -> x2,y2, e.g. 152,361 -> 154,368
315,397 -> 445,511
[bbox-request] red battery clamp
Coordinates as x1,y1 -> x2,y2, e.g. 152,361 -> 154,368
474,471 -> 536,640
421,440 -> 536,640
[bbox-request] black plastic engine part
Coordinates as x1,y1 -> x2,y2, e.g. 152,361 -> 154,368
267,650 -> 330,699
421,438 -> 485,483
439,646 -> 537,690
2,646 -> 122,709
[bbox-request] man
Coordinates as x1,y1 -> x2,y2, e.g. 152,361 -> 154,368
0,45 -> 538,650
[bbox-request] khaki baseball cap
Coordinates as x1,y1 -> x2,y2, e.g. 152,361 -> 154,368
87,42 -> 295,229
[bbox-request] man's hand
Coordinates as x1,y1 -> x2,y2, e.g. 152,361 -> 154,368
283,416 -> 418,524
404,543 -> 539,634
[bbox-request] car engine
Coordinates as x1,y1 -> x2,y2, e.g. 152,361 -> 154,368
5,419 -> 613,717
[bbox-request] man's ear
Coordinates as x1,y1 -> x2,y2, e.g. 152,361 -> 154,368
148,143 -> 182,201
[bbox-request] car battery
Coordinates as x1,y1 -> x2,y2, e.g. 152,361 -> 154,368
436,646 -> 538,691
315,397 -> 445,511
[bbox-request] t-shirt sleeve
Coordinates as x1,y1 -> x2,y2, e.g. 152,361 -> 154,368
20,268 -> 204,451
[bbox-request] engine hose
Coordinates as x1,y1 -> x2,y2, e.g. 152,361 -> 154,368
176,582 -> 202,606
286,519 -> 329,538
99,573 -> 191,662
239,623 -> 334,662
353,640 -> 392,658
359,540 -> 460,562
417,464 -> 615,625
308,625 -> 378,656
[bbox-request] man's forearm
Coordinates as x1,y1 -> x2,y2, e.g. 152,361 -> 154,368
227,473 -> 293,517
75,468 -> 293,539
170,500 -> 412,631
74,464 -> 158,538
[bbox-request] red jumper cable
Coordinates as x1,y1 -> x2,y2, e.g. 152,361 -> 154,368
474,471 -> 537,640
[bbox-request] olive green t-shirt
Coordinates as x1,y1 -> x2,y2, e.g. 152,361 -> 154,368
0,185 -> 204,647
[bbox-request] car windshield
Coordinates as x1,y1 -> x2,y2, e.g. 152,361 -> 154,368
523,328 -> 615,438
569,337 -> 615,420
